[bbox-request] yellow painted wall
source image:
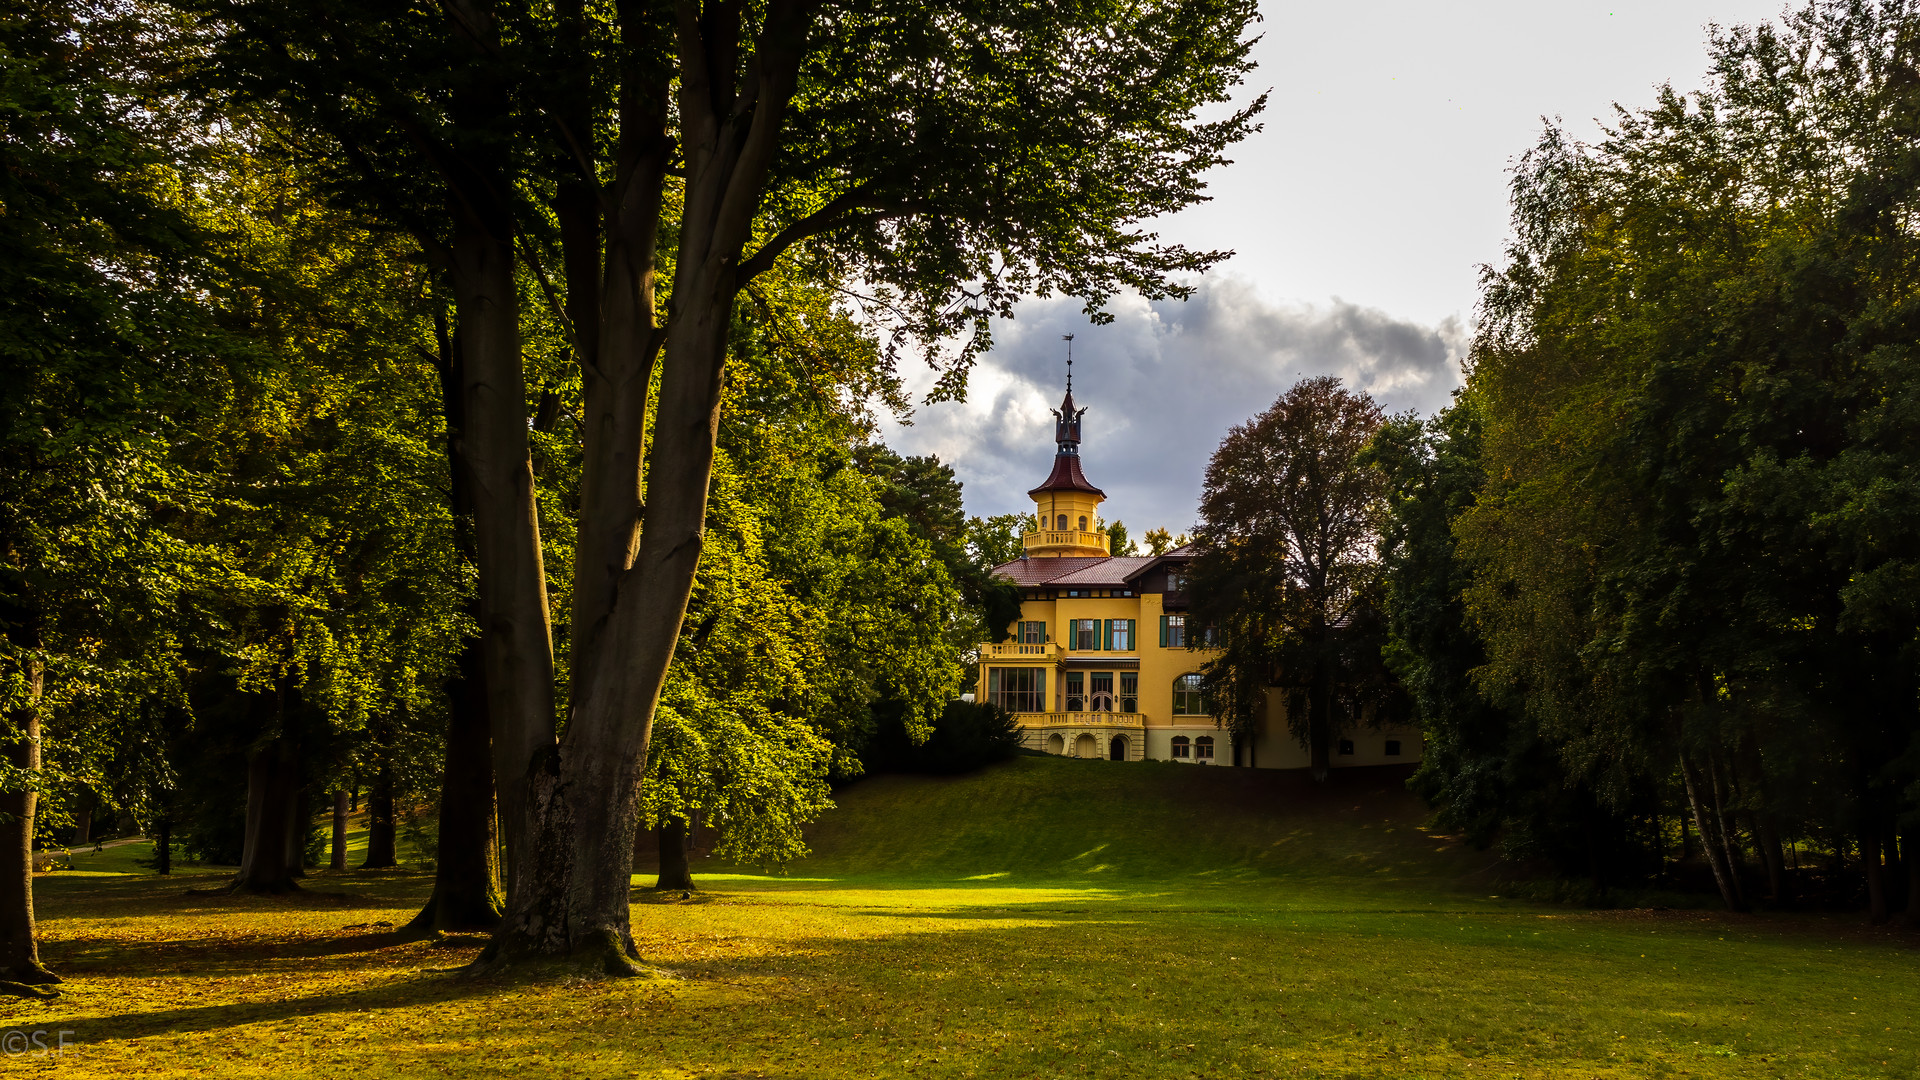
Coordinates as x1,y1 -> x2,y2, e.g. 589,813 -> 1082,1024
1031,492 -> 1102,535
978,591 -> 1220,732
978,589 -> 1424,769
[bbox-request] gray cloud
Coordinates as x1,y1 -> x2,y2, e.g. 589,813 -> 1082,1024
879,276 -> 1466,533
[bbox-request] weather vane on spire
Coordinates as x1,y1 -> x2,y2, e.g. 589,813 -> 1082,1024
1063,334 -> 1074,392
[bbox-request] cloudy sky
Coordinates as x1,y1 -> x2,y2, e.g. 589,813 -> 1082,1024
879,0 -> 1788,535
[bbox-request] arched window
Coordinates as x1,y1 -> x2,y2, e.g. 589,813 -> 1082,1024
1172,674 -> 1207,715
1045,733 -> 1066,755
1170,735 -> 1191,759
1195,735 -> 1215,761
1078,515 -> 1089,531
1056,514 -> 1068,530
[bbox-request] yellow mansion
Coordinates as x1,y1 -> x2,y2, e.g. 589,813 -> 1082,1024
974,375 -> 1423,769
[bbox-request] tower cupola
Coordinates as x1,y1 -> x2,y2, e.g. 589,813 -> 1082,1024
1022,338 -> 1109,558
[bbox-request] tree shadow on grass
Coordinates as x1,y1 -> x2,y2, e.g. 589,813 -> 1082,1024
35,869 -> 432,919
57,968 -> 507,1041
43,929 -> 434,976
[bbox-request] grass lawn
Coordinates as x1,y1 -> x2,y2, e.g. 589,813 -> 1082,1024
6,756 -> 1916,1078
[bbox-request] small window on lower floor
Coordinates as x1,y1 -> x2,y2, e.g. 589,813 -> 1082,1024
1385,739 -> 1402,756
1171,736 -> 1191,759
1337,738 -> 1355,756
1194,736 -> 1215,760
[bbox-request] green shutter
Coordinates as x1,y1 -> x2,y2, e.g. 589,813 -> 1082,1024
1103,619 -> 1114,650
1158,616 -> 1167,647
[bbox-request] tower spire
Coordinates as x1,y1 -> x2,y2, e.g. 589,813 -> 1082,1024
1051,336 -> 1085,455
1025,335 -> 1106,557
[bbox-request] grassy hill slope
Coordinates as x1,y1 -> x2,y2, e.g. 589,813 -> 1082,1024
778,755 -> 1497,893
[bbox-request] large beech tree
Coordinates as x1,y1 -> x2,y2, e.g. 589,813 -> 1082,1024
1191,377 -> 1391,780
196,0 -> 1264,971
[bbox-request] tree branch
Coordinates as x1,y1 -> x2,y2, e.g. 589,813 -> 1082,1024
735,187 -> 917,282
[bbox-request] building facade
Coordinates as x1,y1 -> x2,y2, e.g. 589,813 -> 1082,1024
973,375 -> 1423,769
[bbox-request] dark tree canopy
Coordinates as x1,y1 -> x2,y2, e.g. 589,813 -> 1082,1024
1191,377 -> 1392,779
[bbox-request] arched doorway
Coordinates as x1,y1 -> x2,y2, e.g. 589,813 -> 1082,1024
1045,733 -> 1066,755
1108,735 -> 1128,761
1074,733 -> 1098,758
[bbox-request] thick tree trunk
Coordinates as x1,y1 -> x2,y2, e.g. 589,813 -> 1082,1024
1753,812 -> 1787,904
234,732 -> 302,894
565,78 -> 670,697
409,629 -> 503,933
285,789 -> 309,878
330,789 -> 349,870
0,625 -> 54,984
409,304 -> 504,935
447,57 -> 559,906
477,0 -> 810,975
1863,830 -> 1890,925
1679,752 -> 1744,912
1307,669 -> 1333,782
153,817 -> 171,876
362,760 -> 397,869
655,818 -> 694,892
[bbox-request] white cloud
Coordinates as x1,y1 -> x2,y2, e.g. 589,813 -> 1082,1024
879,276 -> 1467,532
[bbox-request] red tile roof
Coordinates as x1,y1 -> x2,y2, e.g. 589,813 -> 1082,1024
990,549 -> 1194,588
989,556 -> 1111,586
1044,557 -> 1157,586
1026,453 -> 1105,497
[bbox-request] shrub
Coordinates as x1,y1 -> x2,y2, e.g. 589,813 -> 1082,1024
864,699 -> 1022,775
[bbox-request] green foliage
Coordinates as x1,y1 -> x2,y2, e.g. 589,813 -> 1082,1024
1384,0 -> 1920,899
1142,526 -> 1185,556
1191,377 -> 1396,767
637,281 -> 972,864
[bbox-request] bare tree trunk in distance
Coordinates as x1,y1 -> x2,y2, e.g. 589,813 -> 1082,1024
1680,753 -> 1744,912
0,608 -> 55,985
284,789 -> 310,879
1753,812 -> 1786,904
234,732 -> 302,894
153,816 -> 172,876
1863,830 -> 1890,925
655,818 -> 694,892
1704,749 -> 1747,909
362,759 -> 397,869
331,789 -> 349,870
1307,665 -> 1333,783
